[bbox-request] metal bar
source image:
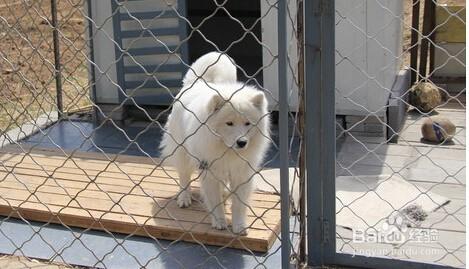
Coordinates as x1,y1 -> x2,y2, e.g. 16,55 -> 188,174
277,0 -> 290,268
410,0 -> 420,84
320,0 -> 336,263
419,0 -> 435,79
304,0 -> 336,266
331,253 -> 456,269
124,63 -> 184,73
119,10 -> 176,21
296,0 -> 306,264
86,0 -> 97,105
120,27 -> 181,39
304,0 -> 323,265
110,0 -> 126,104
428,0 -> 436,75
125,46 -> 179,56
50,0 -> 63,117
125,79 -> 181,89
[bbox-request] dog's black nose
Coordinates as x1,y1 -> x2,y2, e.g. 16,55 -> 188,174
236,139 -> 247,148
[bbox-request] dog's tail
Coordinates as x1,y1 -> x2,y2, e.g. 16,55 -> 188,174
182,52 -> 237,86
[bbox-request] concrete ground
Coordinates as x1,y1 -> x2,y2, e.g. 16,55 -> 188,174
1,95 -> 465,268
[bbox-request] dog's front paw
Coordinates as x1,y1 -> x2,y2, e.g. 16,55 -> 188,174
177,190 -> 192,208
211,218 -> 228,230
232,222 -> 248,235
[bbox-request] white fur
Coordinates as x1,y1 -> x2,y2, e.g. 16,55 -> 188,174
160,52 -> 271,234
182,51 -> 237,86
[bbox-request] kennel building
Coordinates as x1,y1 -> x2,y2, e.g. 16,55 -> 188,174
88,0 -> 405,138
88,0 -> 298,116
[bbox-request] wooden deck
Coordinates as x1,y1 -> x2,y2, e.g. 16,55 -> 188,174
0,146 -> 280,252
336,96 -> 466,267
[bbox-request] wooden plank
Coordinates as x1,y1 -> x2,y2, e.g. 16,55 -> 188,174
0,177 -> 280,224
0,160 -> 280,203
0,185 -> 278,230
0,149 -> 281,252
0,202 -> 277,253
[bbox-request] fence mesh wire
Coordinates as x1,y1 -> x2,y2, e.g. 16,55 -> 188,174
0,0 -> 466,268
0,0 -> 303,268
335,0 -> 465,267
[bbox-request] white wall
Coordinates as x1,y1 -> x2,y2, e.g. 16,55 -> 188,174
335,0 -> 403,116
263,0 -> 403,115
261,0 -> 299,111
90,0 -> 403,115
90,0 -> 119,104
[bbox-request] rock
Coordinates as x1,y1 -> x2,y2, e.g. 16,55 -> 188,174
409,82 -> 442,113
421,116 -> 456,143
402,204 -> 428,222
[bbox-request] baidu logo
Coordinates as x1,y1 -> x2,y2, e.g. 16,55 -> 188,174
352,212 -> 438,244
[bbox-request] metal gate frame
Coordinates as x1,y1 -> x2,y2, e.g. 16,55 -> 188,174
303,1 -> 460,269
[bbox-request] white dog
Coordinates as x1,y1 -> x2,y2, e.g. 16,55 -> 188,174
160,52 -> 271,234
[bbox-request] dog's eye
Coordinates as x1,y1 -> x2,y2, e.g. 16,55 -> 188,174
245,122 -> 251,126
226,121 -> 233,126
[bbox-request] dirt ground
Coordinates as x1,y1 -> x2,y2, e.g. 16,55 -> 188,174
0,254 -> 82,269
0,0 -> 89,132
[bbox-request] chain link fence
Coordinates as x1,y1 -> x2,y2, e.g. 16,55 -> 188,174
0,0 -> 466,268
333,0 -> 466,268
0,0 -> 303,268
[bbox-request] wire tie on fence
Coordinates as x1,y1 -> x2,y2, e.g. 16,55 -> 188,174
199,160 -> 209,170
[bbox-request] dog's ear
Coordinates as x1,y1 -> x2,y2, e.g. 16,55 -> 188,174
208,94 -> 224,112
251,92 -> 266,109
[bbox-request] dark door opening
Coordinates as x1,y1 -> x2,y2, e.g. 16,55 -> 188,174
186,0 -> 263,85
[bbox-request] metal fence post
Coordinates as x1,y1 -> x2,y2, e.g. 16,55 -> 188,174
296,0 -> 307,264
278,0 -> 290,268
410,0 -> 421,84
418,0 -> 436,79
304,0 -> 336,266
50,0 -> 63,117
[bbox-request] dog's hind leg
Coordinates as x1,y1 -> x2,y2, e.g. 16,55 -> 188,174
201,173 -> 227,230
